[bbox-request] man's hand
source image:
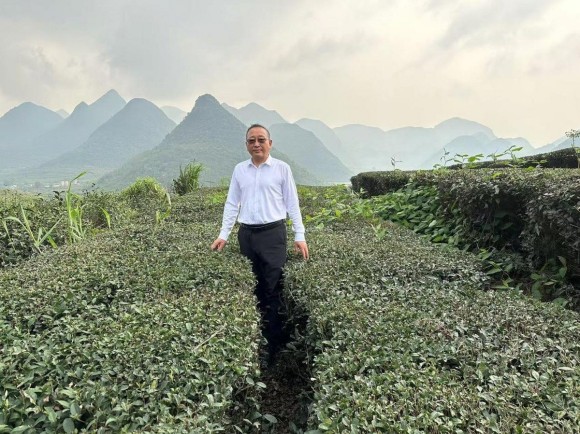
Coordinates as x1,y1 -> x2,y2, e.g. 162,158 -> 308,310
294,241 -> 309,260
211,238 -> 227,251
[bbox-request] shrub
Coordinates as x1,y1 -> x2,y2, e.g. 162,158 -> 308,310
1,192 -> 64,266
121,178 -> 168,208
350,170 -> 413,197
285,223 -> 580,433
120,178 -> 171,223
0,221 -> 263,432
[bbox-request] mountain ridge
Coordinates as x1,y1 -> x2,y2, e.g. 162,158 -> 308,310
15,98 -> 176,185
98,94 -> 320,190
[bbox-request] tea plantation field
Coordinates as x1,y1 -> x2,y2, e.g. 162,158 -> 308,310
1,186 -> 579,433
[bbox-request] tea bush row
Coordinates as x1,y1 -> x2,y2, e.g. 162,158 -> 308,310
0,186 -> 229,268
411,169 -> 580,281
0,221 -> 263,433
349,168 -> 580,306
285,223 -> 580,433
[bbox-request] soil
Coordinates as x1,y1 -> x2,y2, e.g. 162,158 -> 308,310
258,348 -> 312,433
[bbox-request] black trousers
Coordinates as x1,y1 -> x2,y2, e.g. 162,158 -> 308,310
238,220 -> 287,353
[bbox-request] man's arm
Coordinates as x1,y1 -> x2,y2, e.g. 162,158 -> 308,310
281,165 -> 309,260
211,171 -> 240,251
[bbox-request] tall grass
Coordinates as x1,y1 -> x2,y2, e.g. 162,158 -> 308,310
65,172 -> 88,243
2,205 -> 59,253
172,162 -> 204,195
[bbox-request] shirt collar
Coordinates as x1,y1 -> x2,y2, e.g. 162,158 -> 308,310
247,155 -> 273,167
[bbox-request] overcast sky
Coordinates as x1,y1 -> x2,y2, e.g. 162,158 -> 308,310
1,0 -> 579,147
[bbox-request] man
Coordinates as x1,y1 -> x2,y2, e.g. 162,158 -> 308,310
211,124 -> 309,364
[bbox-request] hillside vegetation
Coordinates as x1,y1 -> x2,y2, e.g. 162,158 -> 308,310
0,175 -> 579,432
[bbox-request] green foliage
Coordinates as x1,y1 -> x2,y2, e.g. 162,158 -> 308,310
64,172 -> 88,243
350,170 -> 413,198
121,177 -> 168,205
285,224 -> 580,433
1,192 -> 63,265
155,192 -> 172,226
3,205 -> 59,253
360,168 -> 580,308
0,222 -> 262,432
301,185 -> 357,229
565,129 -> 580,169
172,162 -> 204,196
449,147 -> 578,170
2,183 -> 580,432
368,183 -> 465,246
530,256 -> 574,305
121,177 -> 171,222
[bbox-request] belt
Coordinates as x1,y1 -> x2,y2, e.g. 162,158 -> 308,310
239,219 -> 285,232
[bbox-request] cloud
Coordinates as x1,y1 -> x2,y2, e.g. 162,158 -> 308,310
0,0 -> 579,146
272,32 -> 375,70
437,0 -> 562,49
528,33 -> 580,75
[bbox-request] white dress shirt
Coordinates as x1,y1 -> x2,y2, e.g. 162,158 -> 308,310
218,156 -> 306,242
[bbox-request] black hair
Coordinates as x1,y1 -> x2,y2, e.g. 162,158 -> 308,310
246,123 -> 271,139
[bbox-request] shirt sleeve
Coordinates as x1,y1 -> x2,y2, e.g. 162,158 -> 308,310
218,169 -> 241,241
281,164 -> 306,242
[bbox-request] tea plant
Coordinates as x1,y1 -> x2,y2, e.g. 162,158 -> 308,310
285,224 -> 580,433
121,177 -> 170,222
2,205 -> 59,253
565,128 -> 580,168
453,152 -> 484,168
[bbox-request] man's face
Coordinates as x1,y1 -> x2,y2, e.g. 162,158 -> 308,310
246,127 -> 272,161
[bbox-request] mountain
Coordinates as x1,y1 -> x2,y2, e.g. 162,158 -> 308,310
433,117 -> 495,144
0,102 -> 63,147
98,94 -> 318,190
269,123 -> 352,183
57,109 -> 69,118
17,98 -> 176,184
223,102 -> 287,128
294,118 -> 353,171
161,106 -> 187,124
332,124 -> 391,172
333,117 -> 534,171
549,131 -> 580,152
14,90 -> 127,170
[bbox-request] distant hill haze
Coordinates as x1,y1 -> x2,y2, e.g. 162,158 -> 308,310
16,90 -> 127,170
99,94 -> 319,190
161,106 -> 187,124
0,102 -> 63,147
269,123 -> 352,183
334,117 -> 534,171
223,102 -> 287,128
295,118 -> 354,172
2,91 -> 576,191
17,98 -> 176,184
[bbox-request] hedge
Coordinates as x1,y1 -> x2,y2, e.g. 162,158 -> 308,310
0,221 -> 262,433
285,222 -> 580,433
350,171 -> 413,198
349,168 -> 580,300
411,169 -> 580,280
